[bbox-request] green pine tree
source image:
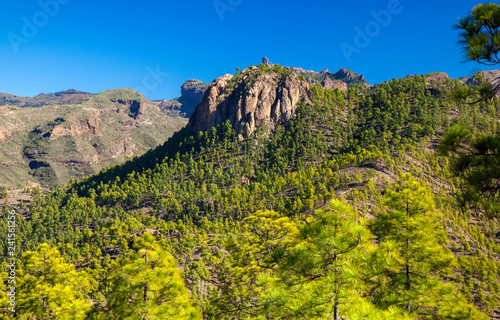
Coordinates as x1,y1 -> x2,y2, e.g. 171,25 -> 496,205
16,244 -> 94,320
368,174 -> 486,319
106,232 -> 201,320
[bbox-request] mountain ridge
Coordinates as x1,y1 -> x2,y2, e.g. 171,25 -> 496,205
0,88 -> 187,187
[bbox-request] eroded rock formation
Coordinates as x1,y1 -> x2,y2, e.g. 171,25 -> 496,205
189,69 -> 310,139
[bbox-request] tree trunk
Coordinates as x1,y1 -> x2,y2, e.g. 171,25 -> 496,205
405,203 -> 411,314
334,253 -> 339,320
144,251 -> 148,306
43,252 -> 47,313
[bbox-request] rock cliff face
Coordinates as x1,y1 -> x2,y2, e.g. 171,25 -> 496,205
46,118 -> 100,140
335,68 -> 366,82
188,68 -> 310,139
321,77 -> 348,91
112,99 -> 147,119
181,80 -> 207,102
156,80 -> 209,117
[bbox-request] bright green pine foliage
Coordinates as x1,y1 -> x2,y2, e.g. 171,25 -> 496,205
451,3 -> 500,217
14,244 -> 95,319
268,200 -> 373,320
368,174 -> 486,319
207,202 -> 414,320
440,126 -> 500,217
104,232 -> 200,320
204,210 -> 299,318
456,3 -> 500,66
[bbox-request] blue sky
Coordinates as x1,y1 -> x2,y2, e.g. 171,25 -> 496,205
0,0 -> 494,100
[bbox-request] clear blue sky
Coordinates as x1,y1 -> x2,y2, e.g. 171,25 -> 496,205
0,0 -> 494,100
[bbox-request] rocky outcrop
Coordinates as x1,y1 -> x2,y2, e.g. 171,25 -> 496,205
111,99 -> 147,119
181,80 -> 207,102
48,118 -> 100,139
321,78 -> 348,91
458,69 -> 500,86
287,67 -> 370,88
425,72 -> 449,83
157,80 -> 209,117
334,68 -> 366,82
188,69 -> 310,139
306,76 -> 318,85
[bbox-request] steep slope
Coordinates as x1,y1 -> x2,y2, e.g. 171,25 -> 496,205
0,88 -> 187,187
155,80 -> 209,116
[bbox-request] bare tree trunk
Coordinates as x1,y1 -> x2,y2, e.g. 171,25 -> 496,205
334,254 -> 339,320
144,251 -> 148,306
405,203 -> 411,314
43,252 -> 47,313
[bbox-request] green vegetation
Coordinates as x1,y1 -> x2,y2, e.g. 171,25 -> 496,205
1,5 -> 499,316
1,67 -> 498,318
443,2 -> 500,217
0,89 -> 187,187
0,187 -> 6,199
103,233 -> 201,319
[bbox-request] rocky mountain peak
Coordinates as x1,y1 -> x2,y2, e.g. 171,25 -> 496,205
287,66 -> 369,88
425,72 -> 449,83
336,68 -> 365,82
181,80 -> 207,102
156,80 -> 209,117
188,68 -> 310,139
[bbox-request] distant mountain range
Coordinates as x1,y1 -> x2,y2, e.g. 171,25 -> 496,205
155,80 -> 210,117
0,89 -> 94,108
0,89 -> 187,187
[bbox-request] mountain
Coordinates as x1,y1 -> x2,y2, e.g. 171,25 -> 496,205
0,88 -> 187,187
287,66 -> 370,89
189,66 -> 310,138
155,79 -> 209,116
0,89 -> 94,108
1,64 -> 499,319
458,69 -> 500,86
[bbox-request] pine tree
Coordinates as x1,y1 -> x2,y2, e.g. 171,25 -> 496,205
440,127 -> 500,217
16,244 -> 94,319
368,173 -> 486,319
106,232 -> 201,320
266,199 -> 373,320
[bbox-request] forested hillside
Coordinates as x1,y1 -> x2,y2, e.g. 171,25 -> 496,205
1,62 -> 499,319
